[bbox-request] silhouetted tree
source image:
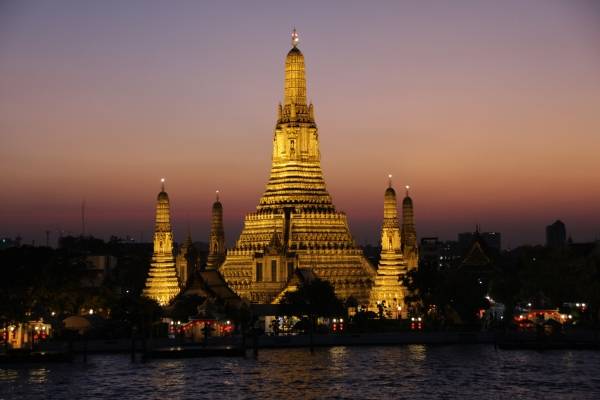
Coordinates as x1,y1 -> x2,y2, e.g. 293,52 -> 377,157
403,264 -> 487,326
280,278 -> 344,318
169,295 -> 206,322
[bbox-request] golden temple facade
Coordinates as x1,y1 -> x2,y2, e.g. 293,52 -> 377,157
219,31 -> 376,304
143,180 -> 181,306
370,178 -> 409,316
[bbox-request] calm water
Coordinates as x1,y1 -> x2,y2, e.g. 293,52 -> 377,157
2,346 -> 600,399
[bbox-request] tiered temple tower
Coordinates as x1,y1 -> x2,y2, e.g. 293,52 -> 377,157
219,30 -> 376,304
370,176 -> 408,316
175,231 -> 196,287
207,191 -> 226,269
143,179 -> 181,306
402,186 -> 419,270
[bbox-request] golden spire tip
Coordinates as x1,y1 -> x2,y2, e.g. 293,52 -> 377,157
291,27 -> 299,47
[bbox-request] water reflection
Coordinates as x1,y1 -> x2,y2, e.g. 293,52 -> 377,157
407,344 -> 426,363
0,369 -> 18,382
28,368 -> 49,384
0,346 -> 599,399
149,360 -> 187,397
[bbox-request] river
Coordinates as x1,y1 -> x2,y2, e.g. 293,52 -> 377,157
2,345 -> 600,399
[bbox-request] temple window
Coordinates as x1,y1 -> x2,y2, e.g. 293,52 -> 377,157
256,262 -> 263,282
271,260 -> 277,282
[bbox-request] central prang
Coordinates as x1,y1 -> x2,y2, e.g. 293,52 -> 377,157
218,31 -> 377,305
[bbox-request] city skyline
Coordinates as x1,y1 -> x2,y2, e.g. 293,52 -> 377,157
2,1 -> 600,247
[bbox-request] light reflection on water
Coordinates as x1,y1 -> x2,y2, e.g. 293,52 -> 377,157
27,368 -> 49,385
1,345 -> 600,399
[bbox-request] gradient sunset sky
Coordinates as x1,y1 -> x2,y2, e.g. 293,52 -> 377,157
1,0 -> 599,247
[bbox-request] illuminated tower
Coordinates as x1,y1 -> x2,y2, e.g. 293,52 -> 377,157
370,176 -> 408,317
220,30 -> 375,304
207,191 -> 226,269
402,185 -> 419,270
143,179 -> 181,306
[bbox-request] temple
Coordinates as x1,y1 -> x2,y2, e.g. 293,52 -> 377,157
207,191 -> 225,269
370,176 -> 408,317
143,31 -> 420,310
142,179 -> 181,306
175,231 -> 196,288
402,185 -> 419,269
219,30 -> 376,304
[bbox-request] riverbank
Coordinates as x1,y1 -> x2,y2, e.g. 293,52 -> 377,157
256,331 -> 495,348
30,331 -> 494,354
25,329 -> 599,354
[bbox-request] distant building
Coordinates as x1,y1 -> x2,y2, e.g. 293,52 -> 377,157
546,220 -> 566,248
82,255 -> 117,287
419,237 -> 460,270
460,241 -> 491,269
458,229 -> 501,253
0,237 -> 21,250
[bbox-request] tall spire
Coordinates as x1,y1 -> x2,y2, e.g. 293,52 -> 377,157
207,191 -> 225,269
383,182 -> 400,238
161,178 -> 165,192
370,179 -> 407,318
402,186 -> 419,270
384,175 -> 398,221
186,222 -> 192,244
260,29 -> 329,209
143,181 -> 180,306
220,31 -> 376,305
291,27 -> 299,47
284,29 -> 306,106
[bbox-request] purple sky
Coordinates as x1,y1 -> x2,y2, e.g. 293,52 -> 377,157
1,0 -> 599,248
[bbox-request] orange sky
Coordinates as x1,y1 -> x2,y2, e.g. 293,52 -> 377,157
1,1 -> 599,247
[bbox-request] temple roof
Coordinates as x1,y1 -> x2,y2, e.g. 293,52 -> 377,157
384,185 -> 398,220
157,191 -> 169,201
461,241 -> 491,267
287,47 -> 302,56
185,270 -> 242,308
